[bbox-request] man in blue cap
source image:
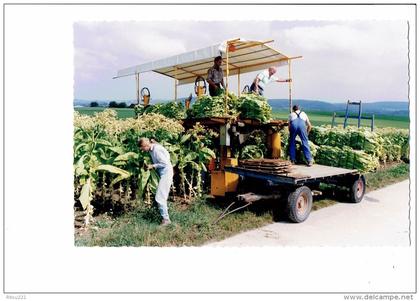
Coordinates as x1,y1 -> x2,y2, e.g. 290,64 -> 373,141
288,105 -> 313,166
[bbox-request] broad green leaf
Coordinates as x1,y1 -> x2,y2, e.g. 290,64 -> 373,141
111,174 -> 128,186
169,153 -> 179,166
149,170 -> 160,194
137,169 -> 151,198
180,134 -> 191,144
201,147 -> 216,158
188,161 -> 200,170
96,139 -> 112,146
114,152 -> 139,162
96,164 -> 131,178
74,155 -> 88,176
79,179 -> 92,210
184,152 -> 197,162
74,142 -> 87,154
109,146 -> 125,155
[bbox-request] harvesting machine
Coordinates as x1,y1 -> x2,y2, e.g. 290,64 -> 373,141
114,38 -> 366,223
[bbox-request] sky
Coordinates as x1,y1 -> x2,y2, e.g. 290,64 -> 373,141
74,20 -> 409,103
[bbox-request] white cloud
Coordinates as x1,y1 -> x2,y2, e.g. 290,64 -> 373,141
282,21 -> 406,61
275,21 -> 408,101
74,20 -> 409,101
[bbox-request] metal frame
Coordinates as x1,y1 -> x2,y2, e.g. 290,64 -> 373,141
222,39 -> 301,114
331,100 -> 375,131
115,39 -> 303,107
224,166 -> 360,186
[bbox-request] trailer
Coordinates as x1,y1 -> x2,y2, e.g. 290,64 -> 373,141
218,164 -> 366,223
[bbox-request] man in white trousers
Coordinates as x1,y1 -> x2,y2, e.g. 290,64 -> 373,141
138,138 -> 173,226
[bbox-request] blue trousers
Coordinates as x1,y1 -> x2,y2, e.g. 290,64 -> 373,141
289,118 -> 312,162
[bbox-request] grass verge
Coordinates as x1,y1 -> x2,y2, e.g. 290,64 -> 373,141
75,162 -> 409,247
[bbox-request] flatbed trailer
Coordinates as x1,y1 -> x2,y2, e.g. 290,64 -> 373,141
221,164 -> 366,223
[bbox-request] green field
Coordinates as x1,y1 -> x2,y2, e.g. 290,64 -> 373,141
74,107 -> 409,129
272,110 -> 409,129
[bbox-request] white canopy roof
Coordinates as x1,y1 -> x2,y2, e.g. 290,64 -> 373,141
114,38 -> 300,85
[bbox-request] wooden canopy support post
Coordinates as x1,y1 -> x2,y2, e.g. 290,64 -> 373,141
288,59 -> 292,113
225,44 -> 230,115
174,66 -> 178,101
237,68 -> 241,96
135,73 -> 140,104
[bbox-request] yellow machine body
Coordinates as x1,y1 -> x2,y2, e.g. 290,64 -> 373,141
196,86 -> 206,97
210,158 -> 239,197
271,131 -> 282,158
143,95 -> 150,106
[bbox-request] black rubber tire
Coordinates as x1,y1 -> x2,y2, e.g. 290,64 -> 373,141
287,186 -> 313,223
349,175 -> 366,203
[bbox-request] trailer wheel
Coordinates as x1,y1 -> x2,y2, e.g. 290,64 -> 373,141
349,175 -> 366,203
287,186 -> 313,223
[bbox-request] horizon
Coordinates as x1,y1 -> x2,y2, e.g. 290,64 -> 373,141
74,98 -> 409,104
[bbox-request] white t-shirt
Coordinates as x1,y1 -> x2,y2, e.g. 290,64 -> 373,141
256,70 -> 279,89
288,110 -> 309,123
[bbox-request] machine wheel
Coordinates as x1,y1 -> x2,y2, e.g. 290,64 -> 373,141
349,175 -> 366,203
287,186 -> 313,223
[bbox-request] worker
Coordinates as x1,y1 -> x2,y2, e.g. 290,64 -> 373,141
250,66 -> 291,96
138,137 -> 174,226
288,105 -> 313,166
207,56 -> 225,96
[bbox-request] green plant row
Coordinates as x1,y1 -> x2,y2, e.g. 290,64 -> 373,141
74,110 -> 217,225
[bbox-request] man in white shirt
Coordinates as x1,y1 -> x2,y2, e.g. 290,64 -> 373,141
250,66 -> 291,96
288,105 -> 313,166
138,138 -> 174,226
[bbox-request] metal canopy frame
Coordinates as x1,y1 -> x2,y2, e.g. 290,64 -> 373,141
114,38 -> 302,112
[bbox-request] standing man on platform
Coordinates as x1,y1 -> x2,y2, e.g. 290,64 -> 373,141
207,56 -> 226,96
250,66 -> 291,96
288,105 -> 313,166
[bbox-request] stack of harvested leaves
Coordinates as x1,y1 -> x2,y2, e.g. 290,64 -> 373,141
315,145 -> 380,172
237,94 -> 272,123
134,101 -> 186,119
239,158 -> 292,175
188,93 -> 240,118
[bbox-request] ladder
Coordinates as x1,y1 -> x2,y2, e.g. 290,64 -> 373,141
344,100 -> 362,128
331,100 -> 375,131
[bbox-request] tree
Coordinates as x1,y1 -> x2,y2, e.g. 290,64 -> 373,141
109,101 -> 118,108
90,101 -> 99,107
117,102 -> 127,108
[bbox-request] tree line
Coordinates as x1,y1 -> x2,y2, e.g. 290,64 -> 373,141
90,101 -> 136,108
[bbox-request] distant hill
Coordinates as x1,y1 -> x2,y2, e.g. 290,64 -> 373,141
268,99 -> 409,117
74,98 -> 409,117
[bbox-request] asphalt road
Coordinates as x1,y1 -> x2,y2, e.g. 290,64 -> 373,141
207,180 -> 411,247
